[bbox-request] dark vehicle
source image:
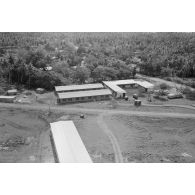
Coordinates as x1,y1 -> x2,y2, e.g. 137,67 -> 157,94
133,94 -> 138,100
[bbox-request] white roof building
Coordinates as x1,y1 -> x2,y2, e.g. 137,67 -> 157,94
0,96 -> 16,103
7,89 -> 17,93
55,83 -> 104,93
50,121 -> 92,163
57,89 -> 112,99
103,81 -> 126,94
103,79 -> 154,98
0,96 -> 16,99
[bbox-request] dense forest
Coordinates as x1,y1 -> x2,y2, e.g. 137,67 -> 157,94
0,32 -> 195,90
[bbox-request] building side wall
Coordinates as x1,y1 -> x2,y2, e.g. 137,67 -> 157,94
0,98 -> 15,103
57,94 -> 111,104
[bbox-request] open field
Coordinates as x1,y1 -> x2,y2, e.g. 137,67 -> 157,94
104,114 -> 195,163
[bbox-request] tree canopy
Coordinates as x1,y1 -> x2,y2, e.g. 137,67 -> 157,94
0,32 -> 195,90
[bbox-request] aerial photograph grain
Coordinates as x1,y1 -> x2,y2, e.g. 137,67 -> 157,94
0,32 -> 195,163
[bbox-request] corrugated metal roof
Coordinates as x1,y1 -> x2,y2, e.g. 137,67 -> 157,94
7,89 -> 17,93
103,81 -> 126,93
58,89 -> 112,99
112,79 -> 136,85
135,81 -> 154,89
55,83 -> 104,92
103,79 -> 154,93
0,96 -> 16,99
50,121 -> 92,163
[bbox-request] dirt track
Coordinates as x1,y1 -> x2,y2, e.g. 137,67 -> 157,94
97,113 -> 123,163
1,103 -> 195,118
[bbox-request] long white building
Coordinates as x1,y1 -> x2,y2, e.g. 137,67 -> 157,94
55,83 -> 104,93
50,121 -> 92,163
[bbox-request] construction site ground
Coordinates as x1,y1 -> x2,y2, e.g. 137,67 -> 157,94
1,76 -> 195,162
0,97 -> 195,163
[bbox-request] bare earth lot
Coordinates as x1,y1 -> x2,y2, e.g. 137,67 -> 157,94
0,108 -> 55,163
104,114 -> 195,163
0,102 -> 195,163
72,113 -> 114,163
0,107 -> 115,163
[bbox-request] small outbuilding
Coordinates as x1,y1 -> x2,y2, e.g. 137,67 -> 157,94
7,89 -> 18,96
36,88 -> 45,94
0,96 -> 16,103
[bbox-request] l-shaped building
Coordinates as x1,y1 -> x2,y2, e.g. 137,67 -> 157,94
102,79 -> 154,98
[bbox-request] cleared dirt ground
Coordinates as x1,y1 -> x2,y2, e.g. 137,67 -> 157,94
70,113 -> 115,163
0,108 -> 115,163
1,103 -> 195,163
0,108 -> 55,163
104,114 -> 195,163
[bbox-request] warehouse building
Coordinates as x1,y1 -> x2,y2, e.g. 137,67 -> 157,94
57,89 -> 112,104
50,121 -> 92,163
55,83 -> 104,94
7,89 -> 18,96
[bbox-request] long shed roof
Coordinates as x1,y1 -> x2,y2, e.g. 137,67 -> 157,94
55,83 -> 104,92
0,96 -> 16,99
103,81 -> 126,94
50,121 -> 92,163
135,80 -> 154,89
7,89 -> 18,93
58,89 -> 112,99
109,79 -> 154,88
103,79 -> 154,93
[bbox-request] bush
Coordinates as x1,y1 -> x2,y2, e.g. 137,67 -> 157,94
0,87 -> 5,95
188,81 -> 195,88
164,77 -> 172,81
182,87 -> 191,94
185,90 -> 195,100
172,77 -> 184,84
159,83 -> 170,90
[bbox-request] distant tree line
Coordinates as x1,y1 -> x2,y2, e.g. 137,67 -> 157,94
0,32 -> 195,90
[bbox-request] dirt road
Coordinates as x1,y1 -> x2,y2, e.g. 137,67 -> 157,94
1,103 -> 195,118
97,113 -> 123,163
